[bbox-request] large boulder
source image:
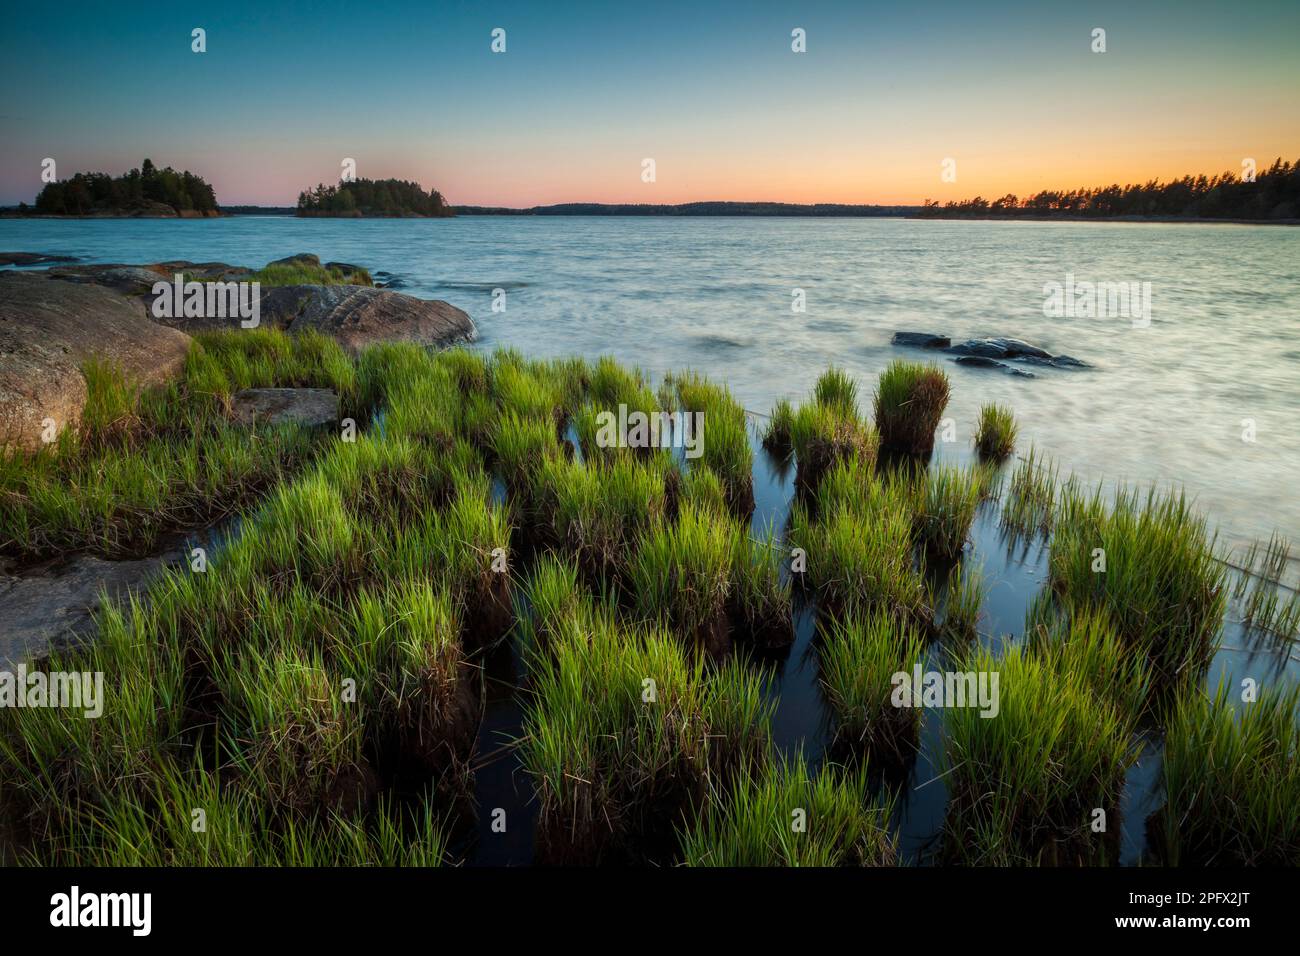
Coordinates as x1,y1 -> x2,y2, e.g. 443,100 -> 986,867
256,284 -> 476,354
0,272 -> 191,451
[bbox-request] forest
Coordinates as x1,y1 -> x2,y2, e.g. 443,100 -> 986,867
31,159 -> 218,215
918,158 -> 1300,221
296,178 -> 454,217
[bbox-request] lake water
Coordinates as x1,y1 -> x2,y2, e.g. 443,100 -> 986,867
3,214 -> 1298,865
5,214 -> 1297,555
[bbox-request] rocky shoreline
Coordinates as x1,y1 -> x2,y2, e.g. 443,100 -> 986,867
0,251 -> 476,664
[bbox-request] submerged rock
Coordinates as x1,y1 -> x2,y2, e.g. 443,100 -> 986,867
231,387 -> 339,428
0,552 -> 177,668
947,337 -> 1053,360
892,330 -> 1090,371
953,355 -> 1036,378
0,252 -> 79,267
891,331 -> 951,349
0,272 -> 191,452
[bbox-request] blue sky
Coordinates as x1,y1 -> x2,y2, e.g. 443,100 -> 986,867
2,0 -> 1296,205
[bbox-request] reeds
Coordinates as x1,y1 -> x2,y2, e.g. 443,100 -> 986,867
973,402 -> 1017,462
1049,484 -> 1227,697
790,472 -> 927,623
629,503 -> 734,652
680,757 -> 897,866
1159,681 -> 1300,865
914,464 -> 982,561
941,642 -> 1140,864
1000,446 -> 1058,539
873,360 -> 950,458
820,611 -> 925,762
521,621 -> 769,861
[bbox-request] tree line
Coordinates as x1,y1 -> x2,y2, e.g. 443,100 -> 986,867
32,159 -> 218,215
296,178 -> 453,217
918,158 -> 1300,221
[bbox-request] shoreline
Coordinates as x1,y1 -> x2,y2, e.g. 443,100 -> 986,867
3,209 -> 1296,225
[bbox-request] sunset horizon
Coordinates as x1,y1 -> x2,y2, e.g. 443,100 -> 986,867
2,0 -> 1297,207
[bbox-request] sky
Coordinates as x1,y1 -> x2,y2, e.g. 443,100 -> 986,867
1,0 -> 1297,206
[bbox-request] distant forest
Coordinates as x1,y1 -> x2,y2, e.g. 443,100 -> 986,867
297,178 -> 453,217
30,159 -> 218,215
456,201 -> 921,216
918,158 -> 1300,221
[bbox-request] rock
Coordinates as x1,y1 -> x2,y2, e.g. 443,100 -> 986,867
1050,354 -> 1090,369
0,252 -> 79,267
267,253 -> 321,269
947,337 -> 1053,361
0,272 -> 191,451
0,552 -> 176,668
45,264 -> 173,296
231,387 -> 339,428
891,331 -> 950,349
953,355 -> 1035,378
253,284 -> 476,354
324,261 -> 372,283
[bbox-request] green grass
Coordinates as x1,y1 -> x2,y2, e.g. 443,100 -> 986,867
914,464 -> 982,561
760,397 -> 796,458
941,642 -> 1140,864
790,473 -> 928,623
729,523 -> 793,646
974,403 -> 1017,461
680,757 -> 897,866
820,611 -> 925,762
521,619 -> 769,861
1048,484 -> 1227,698
812,366 -> 859,418
629,504 -> 735,650
939,561 -> 983,642
1,341 -> 1283,869
789,395 -> 878,498
1159,681 -> 1300,865
0,331 -> 349,559
873,360 -> 950,457
245,262 -> 374,287
1000,446 -> 1058,539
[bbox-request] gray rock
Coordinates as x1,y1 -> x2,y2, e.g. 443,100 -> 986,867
0,272 -> 191,452
953,355 -> 1036,378
947,337 -> 1053,361
231,388 -> 339,428
891,331 -> 951,349
0,252 -> 79,267
45,264 -> 172,296
0,552 -> 177,668
252,284 -> 476,354
324,261 -> 372,284
267,253 -> 321,269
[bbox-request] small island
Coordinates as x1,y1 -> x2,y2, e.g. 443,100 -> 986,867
296,177 -> 454,217
14,158 -> 219,218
